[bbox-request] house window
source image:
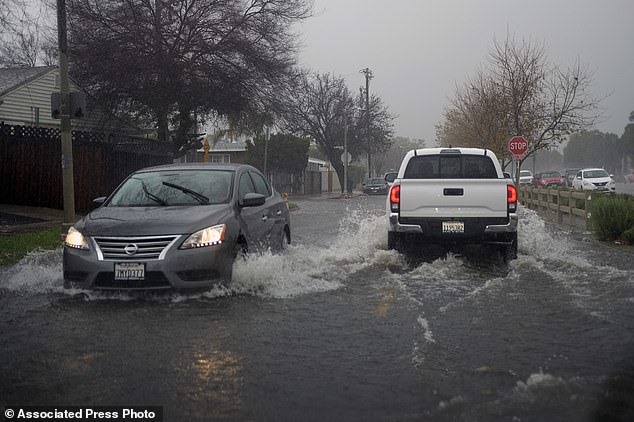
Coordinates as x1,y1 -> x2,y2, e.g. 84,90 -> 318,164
30,106 -> 40,126
210,154 -> 230,163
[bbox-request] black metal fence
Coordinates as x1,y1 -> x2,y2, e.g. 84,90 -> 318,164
0,123 -> 173,211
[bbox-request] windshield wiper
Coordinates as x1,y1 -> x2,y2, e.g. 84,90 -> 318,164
140,181 -> 167,206
162,181 -> 209,205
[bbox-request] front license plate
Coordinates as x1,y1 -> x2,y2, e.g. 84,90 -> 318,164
442,221 -> 464,233
114,263 -> 145,280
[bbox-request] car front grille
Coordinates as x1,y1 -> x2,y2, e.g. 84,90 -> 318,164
592,182 -> 608,187
93,235 -> 180,261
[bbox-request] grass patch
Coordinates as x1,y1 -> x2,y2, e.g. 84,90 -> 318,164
592,194 -> 634,244
0,227 -> 62,267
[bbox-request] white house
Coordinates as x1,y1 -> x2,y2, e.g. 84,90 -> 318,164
0,66 -> 143,136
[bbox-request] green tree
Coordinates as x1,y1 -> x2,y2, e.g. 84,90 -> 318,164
621,111 -> 634,156
563,130 -> 620,172
245,133 -> 309,175
378,136 -> 425,174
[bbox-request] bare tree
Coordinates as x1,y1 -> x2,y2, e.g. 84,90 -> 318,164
0,0 -> 56,67
282,71 -> 394,191
66,0 -> 313,152
354,89 -> 395,176
437,35 -> 603,175
281,72 -> 356,191
0,0 -> 19,31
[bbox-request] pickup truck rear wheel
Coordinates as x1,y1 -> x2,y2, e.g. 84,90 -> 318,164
501,233 -> 518,262
387,232 -> 404,252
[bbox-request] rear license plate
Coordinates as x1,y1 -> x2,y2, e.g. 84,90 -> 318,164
114,263 -> 145,280
442,221 -> 464,233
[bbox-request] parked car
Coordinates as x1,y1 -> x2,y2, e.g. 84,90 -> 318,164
63,163 -> 291,291
571,168 -> 616,193
363,177 -> 389,195
564,168 -> 581,187
533,171 -> 564,187
519,170 -> 533,185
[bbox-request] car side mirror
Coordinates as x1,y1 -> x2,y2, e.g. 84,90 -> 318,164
92,196 -> 107,209
239,192 -> 266,207
503,172 -> 512,179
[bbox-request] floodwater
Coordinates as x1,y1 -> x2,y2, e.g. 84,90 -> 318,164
1,195 -> 633,421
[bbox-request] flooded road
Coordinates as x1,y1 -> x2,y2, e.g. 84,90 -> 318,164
1,195 -> 633,421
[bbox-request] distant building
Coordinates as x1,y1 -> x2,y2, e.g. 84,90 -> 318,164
207,139 -> 248,164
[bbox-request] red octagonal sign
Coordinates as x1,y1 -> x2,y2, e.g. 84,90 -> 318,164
508,136 -> 528,158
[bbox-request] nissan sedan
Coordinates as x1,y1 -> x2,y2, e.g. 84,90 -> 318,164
63,163 -> 291,291
571,168 -> 616,193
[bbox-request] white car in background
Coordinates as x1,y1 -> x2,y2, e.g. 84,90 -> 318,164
571,168 -> 616,193
519,170 -> 533,185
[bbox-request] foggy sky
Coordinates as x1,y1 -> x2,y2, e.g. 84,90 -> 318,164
297,0 -> 634,144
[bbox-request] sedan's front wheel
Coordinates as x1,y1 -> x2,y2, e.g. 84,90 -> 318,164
278,227 -> 290,252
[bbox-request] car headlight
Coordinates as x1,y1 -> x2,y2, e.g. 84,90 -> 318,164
181,224 -> 226,249
64,226 -> 89,250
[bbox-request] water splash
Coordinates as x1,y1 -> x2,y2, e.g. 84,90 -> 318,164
0,208 -> 396,300
1,205 -> 630,303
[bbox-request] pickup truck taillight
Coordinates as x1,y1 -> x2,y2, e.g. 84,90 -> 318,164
389,184 -> 400,212
507,184 -> 517,213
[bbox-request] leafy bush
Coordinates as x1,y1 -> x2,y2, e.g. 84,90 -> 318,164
592,194 -> 634,243
624,227 -> 634,245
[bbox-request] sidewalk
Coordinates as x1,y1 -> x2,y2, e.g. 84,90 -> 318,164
0,204 -> 65,235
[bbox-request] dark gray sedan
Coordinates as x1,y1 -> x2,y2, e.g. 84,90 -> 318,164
63,163 -> 290,291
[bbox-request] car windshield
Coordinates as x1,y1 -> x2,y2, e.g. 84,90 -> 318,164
583,169 -> 609,178
367,178 -> 385,185
108,169 -> 234,206
542,172 -> 560,178
519,171 -> 532,177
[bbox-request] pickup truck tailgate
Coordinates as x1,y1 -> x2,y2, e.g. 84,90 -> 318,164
399,179 -> 509,218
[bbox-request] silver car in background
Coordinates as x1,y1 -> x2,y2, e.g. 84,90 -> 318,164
571,168 -> 616,193
63,163 -> 291,291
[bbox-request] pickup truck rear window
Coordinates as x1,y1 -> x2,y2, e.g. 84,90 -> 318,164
403,154 -> 498,179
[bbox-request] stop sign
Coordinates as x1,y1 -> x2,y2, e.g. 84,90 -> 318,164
508,136 -> 528,158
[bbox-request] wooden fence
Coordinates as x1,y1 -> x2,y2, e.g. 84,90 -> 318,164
519,186 -> 594,230
0,123 -> 173,212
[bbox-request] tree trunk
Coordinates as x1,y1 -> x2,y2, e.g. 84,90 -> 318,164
331,159 -> 345,193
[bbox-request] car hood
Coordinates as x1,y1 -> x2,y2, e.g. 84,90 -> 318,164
75,205 -> 233,236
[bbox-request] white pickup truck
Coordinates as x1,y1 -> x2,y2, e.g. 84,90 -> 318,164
386,147 -> 518,260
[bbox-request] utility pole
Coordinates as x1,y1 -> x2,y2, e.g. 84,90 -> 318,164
57,0 -> 75,229
344,117 -> 348,196
360,67 -> 373,178
263,126 -> 270,179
